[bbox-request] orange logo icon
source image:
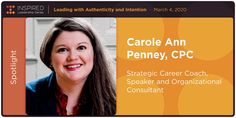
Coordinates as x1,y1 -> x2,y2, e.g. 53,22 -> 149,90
6,5 -> 16,15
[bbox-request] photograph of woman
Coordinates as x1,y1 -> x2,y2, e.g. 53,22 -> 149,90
26,18 -> 116,116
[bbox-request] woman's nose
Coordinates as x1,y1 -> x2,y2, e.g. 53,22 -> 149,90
67,50 -> 79,61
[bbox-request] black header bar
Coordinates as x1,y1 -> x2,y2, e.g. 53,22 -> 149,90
1,1 -> 234,17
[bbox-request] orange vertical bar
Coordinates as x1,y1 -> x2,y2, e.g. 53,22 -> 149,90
3,18 -> 26,115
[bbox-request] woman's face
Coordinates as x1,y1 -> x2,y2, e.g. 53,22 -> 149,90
51,31 -> 94,83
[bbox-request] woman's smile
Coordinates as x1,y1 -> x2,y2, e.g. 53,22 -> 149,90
64,63 -> 83,71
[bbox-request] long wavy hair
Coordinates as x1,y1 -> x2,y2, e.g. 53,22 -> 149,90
40,18 -> 116,115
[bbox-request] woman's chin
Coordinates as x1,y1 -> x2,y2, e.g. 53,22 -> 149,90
66,75 -> 87,83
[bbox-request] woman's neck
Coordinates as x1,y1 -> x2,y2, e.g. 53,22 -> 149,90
56,77 -> 85,96
56,76 -> 87,115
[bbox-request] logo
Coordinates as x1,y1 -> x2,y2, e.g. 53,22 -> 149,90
16,5 -> 45,15
6,5 -> 16,15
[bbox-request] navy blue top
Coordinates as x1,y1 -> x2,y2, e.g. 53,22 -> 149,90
26,72 -> 91,116
26,72 -> 58,116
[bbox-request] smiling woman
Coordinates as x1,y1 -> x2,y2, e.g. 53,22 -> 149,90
51,31 -> 94,83
26,18 -> 116,116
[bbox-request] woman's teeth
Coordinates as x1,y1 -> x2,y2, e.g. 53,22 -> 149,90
67,64 -> 81,68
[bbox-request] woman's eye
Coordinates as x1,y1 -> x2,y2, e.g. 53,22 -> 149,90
57,48 -> 68,53
78,46 -> 87,51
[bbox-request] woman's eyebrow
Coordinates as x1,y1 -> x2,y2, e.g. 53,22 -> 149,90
54,44 -> 66,48
78,42 -> 89,45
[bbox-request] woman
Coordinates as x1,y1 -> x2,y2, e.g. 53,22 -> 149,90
26,18 -> 116,116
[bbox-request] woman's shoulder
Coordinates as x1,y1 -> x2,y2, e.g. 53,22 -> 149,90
26,72 -> 58,115
26,72 -> 55,94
